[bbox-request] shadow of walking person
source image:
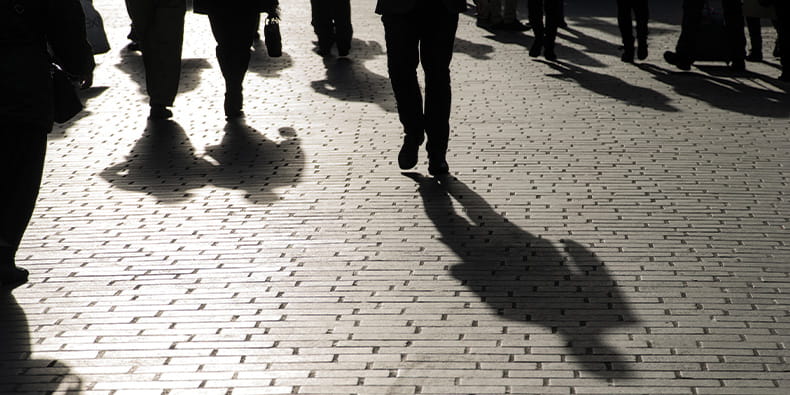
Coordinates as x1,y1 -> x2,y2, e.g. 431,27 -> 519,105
203,121 -> 304,204
540,59 -> 680,113
405,173 -> 638,379
0,291 -> 82,393
310,39 -> 397,113
638,63 -> 790,118
100,120 -> 210,204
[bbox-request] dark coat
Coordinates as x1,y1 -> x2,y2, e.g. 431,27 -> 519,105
375,0 -> 467,15
193,0 -> 279,14
0,0 -> 94,129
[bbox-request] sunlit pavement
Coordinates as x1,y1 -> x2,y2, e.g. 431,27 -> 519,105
2,1 -> 789,394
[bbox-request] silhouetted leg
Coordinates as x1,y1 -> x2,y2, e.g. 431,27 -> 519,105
209,10 -> 258,117
722,0 -> 746,64
616,0 -> 635,49
126,0 -> 186,108
0,121 -> 47,279
543,0 -> 561,58
311,0 -> 335,54
528,0 -> 545,56
634,0 -> 649,43
333,0 -> 353,56
382,12 -> 425,138
420,5 -> 458,159
634,0 -> 649,59
746,17 -> 763,59
675,0 -> 703,63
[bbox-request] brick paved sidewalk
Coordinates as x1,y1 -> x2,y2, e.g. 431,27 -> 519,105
2,1 -> 789,394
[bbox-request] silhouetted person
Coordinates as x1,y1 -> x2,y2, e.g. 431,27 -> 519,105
528,0 -> 562,60
194,0 -> 280,120
664,0 -> 746,71
376,0 -> 467,176
1,0 -> 94,286
125,0 -> 186,119
311,0 -> 353,56
617,0 -> 649,62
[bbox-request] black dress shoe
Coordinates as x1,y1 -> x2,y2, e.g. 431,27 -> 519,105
398,133 -> 424,170
149,105 -> 173,120
544,46 -> 557,61
664,51 -> 691,70
637,44 -> 648,60
529,40 -> 543,57
0,266 -> 29,287
428,158 -> 449,176
621,47 -> 635,63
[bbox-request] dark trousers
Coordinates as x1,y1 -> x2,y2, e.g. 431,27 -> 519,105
381,3 -> 458,157
0,121 -> 48,265
528,0 -> 561,48
311,0 -> 353,53
207,9 -> 259,99
125,0 -> 185,107
675,0 -> 745,61
616,0 -> 649,47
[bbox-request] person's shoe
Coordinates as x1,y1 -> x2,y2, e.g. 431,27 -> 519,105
149,105 -> 173,120
664,51 -> 691,70
398,133 -> 424,170
621,46 -> 635,63
729,58 -> 746,71
127,41 -> 141,52
746,50 -> 763,62
637,43 -> 648,60
544,46 -> 557,61
529,40 -> 543,57
558,20 -> 569,29
0,266 -> 29,287
224,91 -> 243,119
338,47 -> 350,57
428,157 -> 449,177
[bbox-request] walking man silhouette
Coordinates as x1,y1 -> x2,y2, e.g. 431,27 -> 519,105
376,0 -> 466,176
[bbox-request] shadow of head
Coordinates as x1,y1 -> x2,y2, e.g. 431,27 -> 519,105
203,121 -> 304,203
99,120 -> 207,203
0,291 -> 83,393
405,173 -> 639,379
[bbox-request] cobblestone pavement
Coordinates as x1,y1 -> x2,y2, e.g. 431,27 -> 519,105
2,0 -> 789,394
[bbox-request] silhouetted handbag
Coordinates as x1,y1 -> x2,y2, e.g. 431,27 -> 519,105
694,0 -> 730,62
51,63 -> 84,123
79,0 -> 110,54
264,17 -> 282,57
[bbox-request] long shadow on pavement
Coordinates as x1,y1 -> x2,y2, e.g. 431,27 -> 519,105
101,120 -> 303,205
405,173 -> 639,379
0,290 -> 83,393
310,39 -> 397,113
639,63 -> 790,118
539,60 -> 680,112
